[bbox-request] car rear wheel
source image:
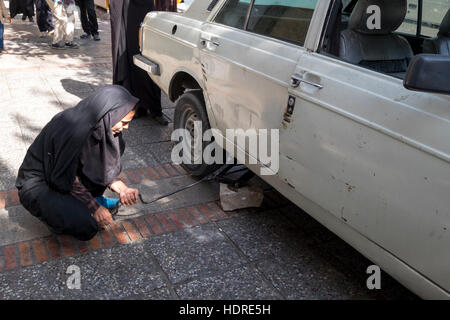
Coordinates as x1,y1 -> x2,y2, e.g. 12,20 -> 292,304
173,90 -> 222,177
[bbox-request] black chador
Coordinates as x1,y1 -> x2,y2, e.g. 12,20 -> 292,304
109,0 -> 162,117
9,0 -> 34,20
16,86 -> 138,241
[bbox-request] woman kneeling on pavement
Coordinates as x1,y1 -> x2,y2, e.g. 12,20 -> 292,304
16,86 -> 140,241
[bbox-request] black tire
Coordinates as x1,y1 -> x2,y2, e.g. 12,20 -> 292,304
173,90 -> 222,177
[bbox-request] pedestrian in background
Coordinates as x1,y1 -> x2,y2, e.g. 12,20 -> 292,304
0,0 -> 11,52
36,0 -> 54,37
9,0 -> 34,22
20,0 -> 34,21
75,0 -> 100,41
46,0 -> 78,49
109,0 -> 177,125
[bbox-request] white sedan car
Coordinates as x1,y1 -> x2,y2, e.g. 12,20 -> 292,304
135,0 -> 450,299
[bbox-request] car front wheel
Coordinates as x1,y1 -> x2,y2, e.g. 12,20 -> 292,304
173,90 -> 221,177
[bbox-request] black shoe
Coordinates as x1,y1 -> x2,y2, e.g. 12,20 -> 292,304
93,33 -> 101,41
80,33 -> 91,39
65,42 -> 79,49
22,15 -> 26,21
28,16 -> 34,22
51,43 -> 65,50
152,114 -> 169,126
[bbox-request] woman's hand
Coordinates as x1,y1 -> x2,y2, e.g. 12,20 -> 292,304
119,187 -> 139,206
109,179 -> 139,206
93,206 -> 113,229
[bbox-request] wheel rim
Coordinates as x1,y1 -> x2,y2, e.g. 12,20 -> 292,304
180,104 -> 202,164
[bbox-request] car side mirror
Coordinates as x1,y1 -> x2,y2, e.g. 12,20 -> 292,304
403,54 -> 450,95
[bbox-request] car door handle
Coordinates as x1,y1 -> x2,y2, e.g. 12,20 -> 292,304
291,73 -> 323,89
200,35 -> 220,47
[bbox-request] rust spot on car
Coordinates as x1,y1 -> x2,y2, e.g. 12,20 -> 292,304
345,183 -> 355,192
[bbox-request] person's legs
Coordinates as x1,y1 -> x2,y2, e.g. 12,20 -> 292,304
25,0 -> 35,21
36,0 -> 51,32
76,0 -> 90,36
0,22 -> 4,51
85,0 -> 99,37
35,0 -> 44,31
38,189 -> 99,241
46,6 -> 54,32
131,66 -> 165,121
64,3 -> 75,43
19,183 -> 99,241
43,0 -> 54,31
50,1 -> 67,45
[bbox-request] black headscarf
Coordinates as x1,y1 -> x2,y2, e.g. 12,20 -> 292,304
17,85 -> 138,193
78,101 -> 135,187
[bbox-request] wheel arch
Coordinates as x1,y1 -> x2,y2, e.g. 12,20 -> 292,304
168,69 -> 204,102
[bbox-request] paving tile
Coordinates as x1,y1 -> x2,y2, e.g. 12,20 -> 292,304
176,265 -> 280,300
120,144 -> 159,170
122,125 -> 171,147
146,141 -> 176,164
217,211 -> 312,262
255,256 -> 374,300
145,224 -> 246,284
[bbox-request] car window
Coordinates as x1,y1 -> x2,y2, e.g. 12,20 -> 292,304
421,0 -> 449,37
396,0 -> 419,35
319,0 -> 450,80
214,0 -> 251,29
246,0 -> 319,45
396,0 -> 449,37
